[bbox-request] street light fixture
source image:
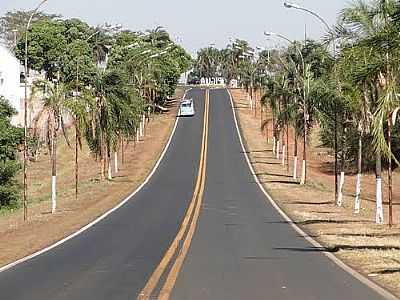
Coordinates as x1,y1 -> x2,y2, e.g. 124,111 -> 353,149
283,2 -> 331,32
264,31 -> 304,69
23,0 -> 49,221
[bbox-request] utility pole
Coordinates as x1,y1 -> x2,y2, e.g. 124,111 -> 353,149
23,0 -> 49,221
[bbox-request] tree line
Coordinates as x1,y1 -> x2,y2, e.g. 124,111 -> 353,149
0,11 -> 192,214
192,0 -> 400,226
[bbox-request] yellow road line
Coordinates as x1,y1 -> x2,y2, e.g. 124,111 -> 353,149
157,89 -> 209,300
137,89 -> 210,300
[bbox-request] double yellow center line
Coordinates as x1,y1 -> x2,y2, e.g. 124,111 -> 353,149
138,89 -> 210,300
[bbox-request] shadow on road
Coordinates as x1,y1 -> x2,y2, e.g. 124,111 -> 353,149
265,219 -> 371,226
275,244 -> 400,253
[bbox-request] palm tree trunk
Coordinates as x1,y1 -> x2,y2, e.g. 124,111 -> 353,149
107,148 -> 112,180
114,151 -> 118,173
100,134 -> 105,180
334,110 -> 339,203
276,136 -> 280,160
100,156 -> 105,180
75,122 -> 79,201
337,170 -> 345,207
51,124 -> 57,214
388,118 -> 393,227
300,134 -> 306,185
260,96 -> 263,130
293,132 -> 298,180
286,121 -> 290,173
282,131 -> 286,166
121,137 -> 125,165
376,151 -> 384,224
142,114 -> 146,136
300,96 -> 308,185
354,131 -> 362,214
272,113 -> 276,154
254,87 -> 257,118
337,128 -> 346,207
139,115 -> 144,137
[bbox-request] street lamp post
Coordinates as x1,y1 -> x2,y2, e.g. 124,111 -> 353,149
264,31 -> 307,184
283,1 -> 340,202
23,0 -> 49,221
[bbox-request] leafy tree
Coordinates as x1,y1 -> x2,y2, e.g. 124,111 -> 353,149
0,10 -> 59,49
15,19 -> 67,80
0,97 -> 23,208
32,80 -> 70,213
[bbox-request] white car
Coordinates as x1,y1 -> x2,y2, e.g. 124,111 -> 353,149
179,99 -> 195,117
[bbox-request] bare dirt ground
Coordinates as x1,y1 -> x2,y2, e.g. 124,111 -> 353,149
231,88 -> 400,297
0,89 -> 184,268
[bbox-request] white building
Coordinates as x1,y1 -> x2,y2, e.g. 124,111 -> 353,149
0,45 -> 47,127
0,45 -> 21,119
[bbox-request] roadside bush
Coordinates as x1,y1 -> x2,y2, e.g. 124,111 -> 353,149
0,96 -> 23,209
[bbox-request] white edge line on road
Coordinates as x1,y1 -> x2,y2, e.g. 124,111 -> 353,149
0,88 -> 192,274
226,88 -> 399,300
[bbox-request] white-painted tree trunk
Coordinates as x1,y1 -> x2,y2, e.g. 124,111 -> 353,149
300,160 -> 306,185
376,178 -> 384,224
276,140 -> 280,160
108,159 -> 112,180
114,151 -> 118,173
139,118 -> 144,137
136,129 -> 140,142
282,145 -> 286,166
337,171 -> 345,207
272,137 -> 276,154
142,114 -> 146,136
51,176 -> 56,214
293,156 -> 298,180
354,173 -> 362,214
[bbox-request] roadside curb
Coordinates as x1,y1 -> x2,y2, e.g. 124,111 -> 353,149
0,88 -> 192,274
226,88 -> 399,300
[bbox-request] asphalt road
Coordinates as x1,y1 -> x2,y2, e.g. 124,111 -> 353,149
0,89 -> 206,300
0,88 -> 391,300
170,89 -> 386,300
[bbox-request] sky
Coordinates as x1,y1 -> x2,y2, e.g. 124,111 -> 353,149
0,0 -> 349,56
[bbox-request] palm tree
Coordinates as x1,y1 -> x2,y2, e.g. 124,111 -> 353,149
338,0 -> 400,224
144,26 -> 170,48
64,86 -> 94,199
85,69 -> 142,181
33,79 -> 69,213
335,45 -> 374,213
